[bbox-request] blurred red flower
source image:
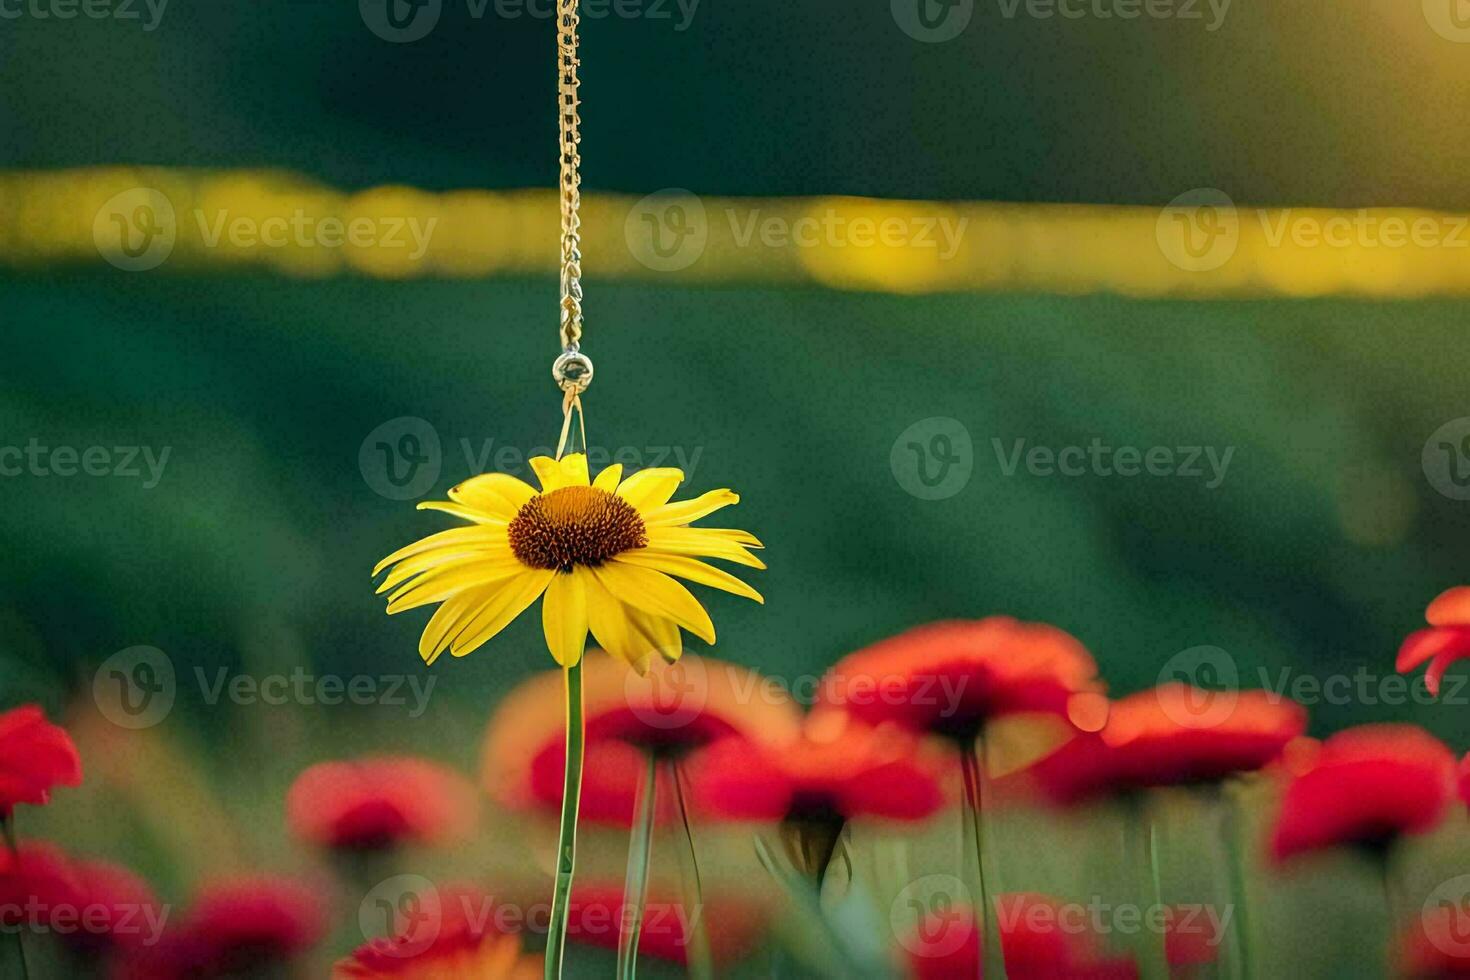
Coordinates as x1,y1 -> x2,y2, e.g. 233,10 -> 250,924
903,894 -> 1140,979
287,756 -> 477,850
563,885 -> 765,966
484,655 -> 802,826
1025,684 -> 1306,803
691,714 -> 949,878
810,619 -> 1100,739
1395,903 -> 1470,979
0,840 -> 160,952
115,874 -> 325,979
333,884 -> 541,979
0,704 -> 82,815
1269,724 -> 1456,862
693,713 -> 948,823
1398,586 -> 1470,697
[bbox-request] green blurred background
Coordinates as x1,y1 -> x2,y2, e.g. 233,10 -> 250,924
3,1 -> 1470,976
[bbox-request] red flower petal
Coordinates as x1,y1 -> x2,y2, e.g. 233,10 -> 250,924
0,705 -> 82,814
1269,725 -> 1455,862
286,756 -> 476,850
1026,686 -> 1304,803
1427,586 -> 1470,627
812,619 -> 1101,738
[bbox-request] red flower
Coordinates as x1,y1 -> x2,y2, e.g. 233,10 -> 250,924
1459,752 -> 1470,810
115,875 -> 326,979
1397,586 -> 1470,696
692,714 -> 948,823
287,756 -> 477,850
1396,903 -> 1470,979
0,705 -> 82,815
811,619 -> 1101,739
1025,684 -> 1306,803
903,894 -> 1140,979
690,715 -> 949,878
563,886 -> 765,966
1269,725 -> 1456,862
0,840 -> 162,953
334,885 -> 541,979
484,655 -> 802,826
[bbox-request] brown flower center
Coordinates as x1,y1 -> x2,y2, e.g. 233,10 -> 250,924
508,485 -> 647,571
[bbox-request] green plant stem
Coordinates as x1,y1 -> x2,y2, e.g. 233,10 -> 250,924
959,738 -> 1005,980
1216,784 -> 1250,980
2,814 -> 31,980
545,661 -> 585,980
666,759 -> 714,980
1129,793 -> 1168,980
617,752 -> 658,980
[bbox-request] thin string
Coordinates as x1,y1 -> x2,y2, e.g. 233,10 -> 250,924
557,0 -> 583,352
556,390 -> 587,460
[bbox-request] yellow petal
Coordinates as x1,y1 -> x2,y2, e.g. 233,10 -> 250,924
448,472 -> 537,519
614,552 -> 763,604
643,527 -> 767,569
377,550 -> 502,594
416,501 -> 509,526
542,571 -> 590,667
593,463 -> 623,492
585,573 -> 637,669
588,562 -> 715,645
626,607 -> 683,668
616,467 -> 684,511
642,489 -> 740,527
373,526 -> 506,576
558,453 -> 591,487
530,456 -> 566,491
419,588 -> 494,664
386,559 -> 526,613
451,569 -> 555,657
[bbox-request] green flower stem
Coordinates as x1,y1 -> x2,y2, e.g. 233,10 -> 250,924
1129,793 -> 1168,980
959,738 -> 1006,980
617,752 -> 658,980
666,759 -> 714,980
545,661 -> 585,980
2,814 -> 31,980
1216,784 -> 1251,980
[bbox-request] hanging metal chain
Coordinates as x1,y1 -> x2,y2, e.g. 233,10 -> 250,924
552,1 -> 592,399
555,1 -> 590,364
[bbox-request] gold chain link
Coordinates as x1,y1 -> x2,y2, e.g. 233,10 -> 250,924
557,0 -> 583,351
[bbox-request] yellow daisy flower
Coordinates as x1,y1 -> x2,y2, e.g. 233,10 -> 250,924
373,454 -> 764,672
